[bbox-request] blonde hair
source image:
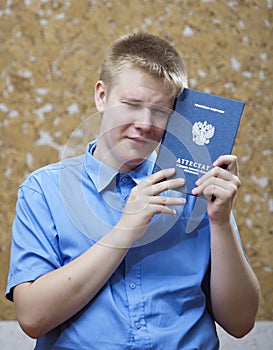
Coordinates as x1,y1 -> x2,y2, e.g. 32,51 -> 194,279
100,33 -> 188,96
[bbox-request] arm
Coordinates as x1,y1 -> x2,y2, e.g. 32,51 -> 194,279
13,168 -> 185,339
192,155 -> 261,338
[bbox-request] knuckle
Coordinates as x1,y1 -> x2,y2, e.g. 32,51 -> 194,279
211,167 -> 220,178
209,177 -> 217,186
226,183 -> 238,199
129,187 -> 139,200
231,183 -> 238,194
230,175 -> 241,190
154,182 -> 167,194
160,196 -> 168,205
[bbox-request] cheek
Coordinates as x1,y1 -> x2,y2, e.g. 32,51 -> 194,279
104,122 -> 128,145
100,107 -> 127,135
152,127 -> 165,143
153,120 -> 168,139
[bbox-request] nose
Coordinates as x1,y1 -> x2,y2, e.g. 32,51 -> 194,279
134,107 -> 153,133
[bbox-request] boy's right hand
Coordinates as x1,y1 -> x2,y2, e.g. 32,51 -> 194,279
117,168 -> 186,245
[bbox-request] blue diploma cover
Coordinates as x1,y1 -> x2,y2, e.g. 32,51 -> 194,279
153,88 -> 245,195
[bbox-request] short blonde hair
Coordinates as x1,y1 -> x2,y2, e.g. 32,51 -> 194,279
100,32 -> 188,96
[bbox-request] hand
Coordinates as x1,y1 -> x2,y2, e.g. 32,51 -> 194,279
117,168 -> 186,244
191,155 -> 241,223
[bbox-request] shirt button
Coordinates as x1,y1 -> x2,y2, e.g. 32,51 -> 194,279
129,282 -> 136,289
122,177 -> 128,183
135,322 -> 141,329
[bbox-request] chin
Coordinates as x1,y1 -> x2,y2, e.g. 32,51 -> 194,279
116,143 -> 156,171
119,156 -> 148,172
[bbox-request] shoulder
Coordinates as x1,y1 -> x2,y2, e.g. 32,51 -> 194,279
20,155 -> 85,194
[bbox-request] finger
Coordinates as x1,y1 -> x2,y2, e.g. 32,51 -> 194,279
192,176 -> 240,197
203,185 -> 235,203
203,185 -> 224,202
124,195 -> 185,217
150,195 -> 186,206
151,177 -> 185,196
209,183 -> 238,202
213,155 -> 238,175
195,165 -> 236,187
149,204 -> 180,216
149,168 -> 177,184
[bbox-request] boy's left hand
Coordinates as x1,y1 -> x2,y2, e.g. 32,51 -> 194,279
191,155 -> 241,223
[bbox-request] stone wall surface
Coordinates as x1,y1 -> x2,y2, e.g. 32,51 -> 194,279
0,0 -> 272,320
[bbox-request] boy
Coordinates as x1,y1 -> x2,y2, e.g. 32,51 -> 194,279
6,33 -> 260,349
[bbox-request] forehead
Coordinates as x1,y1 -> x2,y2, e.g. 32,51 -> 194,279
110,67 -> 176,107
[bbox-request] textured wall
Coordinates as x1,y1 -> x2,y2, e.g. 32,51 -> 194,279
0,0 -> 272,320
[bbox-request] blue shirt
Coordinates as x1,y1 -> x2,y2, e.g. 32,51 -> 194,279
6,141 -> 230,349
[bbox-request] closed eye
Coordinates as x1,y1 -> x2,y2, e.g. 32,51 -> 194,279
120,100 -> 170,118
123,101 -> 141,108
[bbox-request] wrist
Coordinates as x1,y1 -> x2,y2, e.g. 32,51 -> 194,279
209,215 -> 233,235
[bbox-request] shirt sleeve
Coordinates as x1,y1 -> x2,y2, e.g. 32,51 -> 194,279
6,179 -> 63,301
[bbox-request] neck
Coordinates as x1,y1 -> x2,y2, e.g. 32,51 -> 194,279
93,143 -> 145,174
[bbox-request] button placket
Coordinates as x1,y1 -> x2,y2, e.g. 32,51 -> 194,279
124,252 -> 151,348
119,175 -> 135,202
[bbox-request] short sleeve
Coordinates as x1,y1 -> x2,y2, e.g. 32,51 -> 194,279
6,181 -> 63,301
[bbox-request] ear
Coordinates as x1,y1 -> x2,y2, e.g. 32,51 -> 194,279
94,80 -> 107,112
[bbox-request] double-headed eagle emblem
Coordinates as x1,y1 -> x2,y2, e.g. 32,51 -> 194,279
192,120 -> 215,146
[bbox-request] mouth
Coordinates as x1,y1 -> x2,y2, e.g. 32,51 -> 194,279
127,136 -> 148,143
127,136 -> 160,149
126,136 -> 150,144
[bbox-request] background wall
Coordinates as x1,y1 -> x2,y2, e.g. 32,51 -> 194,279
0,0 -> 272,321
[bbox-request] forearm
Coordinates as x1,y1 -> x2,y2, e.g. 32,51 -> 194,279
14,227 -> 132,339
209,218 -> 261,337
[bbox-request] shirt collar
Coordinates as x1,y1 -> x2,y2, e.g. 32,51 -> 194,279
127,153 -> 156,185
84,140 -> 156,192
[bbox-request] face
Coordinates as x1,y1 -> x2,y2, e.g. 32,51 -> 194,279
94,67 -> 176,173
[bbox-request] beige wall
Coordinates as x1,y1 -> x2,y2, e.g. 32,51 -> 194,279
0,0 -> 272,320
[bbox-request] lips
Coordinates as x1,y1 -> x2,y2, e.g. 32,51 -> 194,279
129,137 -> 160,150
127,136 -> 148,143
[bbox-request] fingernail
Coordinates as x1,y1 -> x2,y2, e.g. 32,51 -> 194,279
192,188 -> 198,195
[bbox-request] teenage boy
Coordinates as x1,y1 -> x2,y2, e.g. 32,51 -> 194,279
6,33 -> 260,350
